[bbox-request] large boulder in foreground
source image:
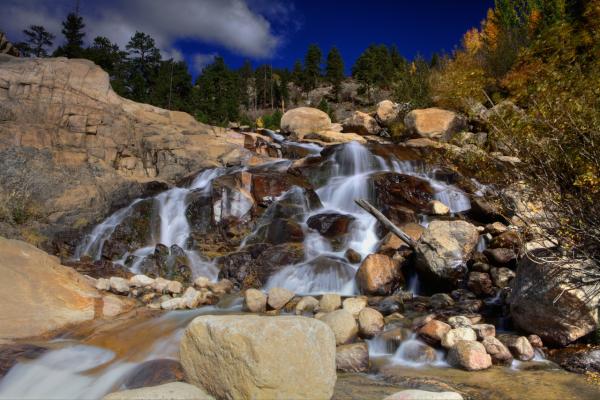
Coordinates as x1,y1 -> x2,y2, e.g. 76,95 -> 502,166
342,111 -> 380,135
509,257 -> 600,346
0,237 -> 99,340
280,107 -> 332,137
415,220 -> 479,285
180,315 -> 336,399
103,382 -> 214,400
404,108 -> 466,141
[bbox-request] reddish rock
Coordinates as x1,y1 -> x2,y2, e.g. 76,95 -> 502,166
447,341 -> 492,371
467,271 -> 494,296
356,254 -> 404,296
307,213 -> 355,238
418,320 -> 451,345
373,172 -> 434,215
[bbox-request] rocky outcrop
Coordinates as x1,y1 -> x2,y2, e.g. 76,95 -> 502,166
0,236 -> 132,340
0,56 -> 244,250
280,107 -> 332,137
180,315 -> 336,400
0,33 -> 19,57
509,257 -> 600,346
415,220 -> 479,285
405,108 -> 466,141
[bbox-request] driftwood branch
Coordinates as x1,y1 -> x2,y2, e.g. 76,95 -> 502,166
354,199 -> 416,248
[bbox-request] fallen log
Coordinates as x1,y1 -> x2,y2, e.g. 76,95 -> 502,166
354,198 -> 417,248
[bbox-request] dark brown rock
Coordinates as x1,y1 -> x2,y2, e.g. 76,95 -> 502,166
307,213 -> 355,239
484,248 -> 516,267
0,344 -> 47,378
122,359 -> 186,389
372,172 -> 435,215
467,271 -> 494,296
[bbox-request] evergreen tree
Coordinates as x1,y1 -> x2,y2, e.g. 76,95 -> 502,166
238,60 -> 254,110
54,12 -> 85,58
193,56 -> 241,125
22,25 -> 54,57
149,60 -> 193,111
352,44 -> 394,100
291,59 -> 304,89
304,44 -> 322,92
125,31 -> 161,102
325,47 -> 344,100
85,36 -> 127,95
389,45 -> 406,70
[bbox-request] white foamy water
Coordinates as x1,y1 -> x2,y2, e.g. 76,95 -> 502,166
392,333 -> 448,368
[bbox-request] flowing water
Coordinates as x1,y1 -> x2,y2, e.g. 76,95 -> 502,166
3,139 -> 597,399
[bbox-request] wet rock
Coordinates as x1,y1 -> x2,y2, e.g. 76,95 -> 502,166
64,258 -> 131,279
441,327 -> 477,349
412,314 -> 437,330
345,248 -> 362,264
103,382 -> 214,400
336,342 -> 370,372
244,288 -> 267,313
481,336 -> 513,365
509,257 -> 600,346
381,327 -> 412,349
428,200 -> 450,216
447,341 -> 492,371
211,171 -> 254,224
384,390 -> 463,400
467,271 -> 494,296
122,359 -> 185,389
180,315 -> 336,399
181,287 -> 204,309
307,212 -> 355,238
358,307 -> 385,338
250,172 -> 313,207
129,274 -> 154,287
489,230 -> 521,250
166,280 -> 183,295
161,297 -> 186,310
321,309 -> 359,345
140,244 -> 192,285
472,324 -> 496,340
280,107 -> 332,136
498,334 -> 534,361
343,297 -> 368,317
373,296 -> 404,316
484,248 -> 516,267
320,294 -> 342,313
548,345 -> 600,374
429,293 -> 455,309
377,232 -> 409,256
109,277 -> 130,294
193,276 -> 210,289
415,220 -> 479,286
0,344 -> 47,378
209,279 -> 233,295
373,172 -> 435,216
490,267 -> 515,288
356,254 -> 403,296
267,287 -> 295,310
399,341 -> 438,363
528,334 -> 544,348
418,320 -> 451,346
342,111 -> 380,135
295,296 -> 320,315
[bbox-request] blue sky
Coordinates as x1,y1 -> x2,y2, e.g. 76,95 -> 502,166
3,0 -> 494,77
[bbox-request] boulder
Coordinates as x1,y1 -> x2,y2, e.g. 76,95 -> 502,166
429,293 -> 455,309
0,237 -> 99,340
441,327 -> 477,349
280,107 -> 332,136
418,320 -> 451,345
490,267 -> 515,288
471,324 -> 496,340
160,297 -> 186,311
481,336 -> 513,365
466,271 -> 494,296
447,341 -> 492,371
358,307 -> 385,337
109,277 -> 130,294
548,345 -> 600,374
415,220 -> 479,285
321,310 -> 359,345
376,100 -> 401,126
497,334 -> 534,361
342,297 -> 368,317
295,296 -> 320,315
447,316 -> 472,329
342,111 -> 380,136
307,212 -> 355,239
356,254 -> 403,296
509,257 -> 600,346
319,294 -> 342,313
428,200 -> 450,216
345,248 -> 362,264
372,173 -> 435,218
129,274 -> 154,288
303,130 -> 367,144
243,288 -> 267,313
404,108 -> 466,141
397,340 -> 437,363
122,359 -> 185,389
267,287 -> 295,310
181,287 -> 205,309
484,248 -> 516,267
485,222 -> 508,235
384,390 -> 463,400
180,315 -> 336,400
103,382 -> 214,400
336,342 -> 370,372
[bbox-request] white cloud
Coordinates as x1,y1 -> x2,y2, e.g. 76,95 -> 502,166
193,53 -> 218,73
3,0 -> 285,59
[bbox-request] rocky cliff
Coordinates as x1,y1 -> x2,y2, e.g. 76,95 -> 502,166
0,55 -> 248,253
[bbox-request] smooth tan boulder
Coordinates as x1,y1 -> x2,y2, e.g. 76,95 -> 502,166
103,382 -> 214,400
481,336 -> 513,365
342,111 -> 380,135
0,237 -> 100,340
356,254 -> 403,296
267,287 -> 295,310
447,341 -> 492,371
321,309 -> 359,345
376,100 -> 401,126
358,307 -> 384,337
180,315 -> 336,400
441,327 -> 477,349
307,130 -> 367,144
404,107 -> 466,141
243,288 -> 267,313
295,296 -> 320,315
342,297 -> 368,317
319,293 -> 342,313
281,107 -> 332,136
336,342 -> 369,372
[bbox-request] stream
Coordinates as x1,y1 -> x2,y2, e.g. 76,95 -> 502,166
1,138 -> 598,399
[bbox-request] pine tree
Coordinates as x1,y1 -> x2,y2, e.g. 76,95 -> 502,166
325,47 -> 344,100
22,25 -> 54,57
125,32 -> 161,102
304,44 -> 322,92
149,60 -> 193,111
238,60 -> 254,110
193,56 -> 241,125
54,12 -> 85,58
